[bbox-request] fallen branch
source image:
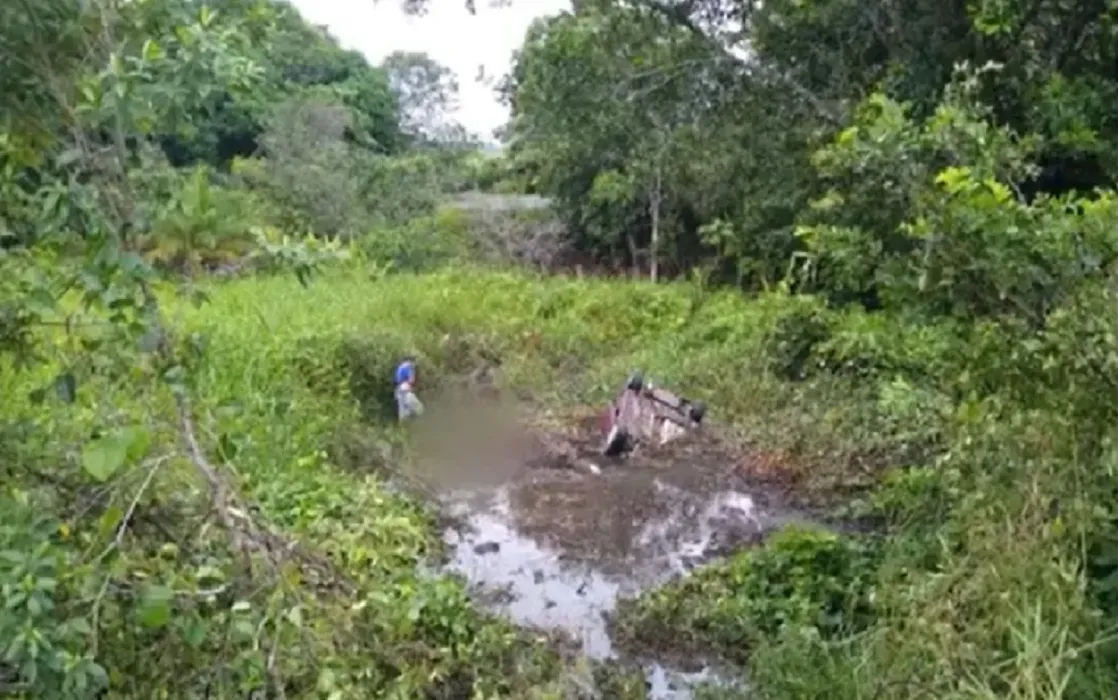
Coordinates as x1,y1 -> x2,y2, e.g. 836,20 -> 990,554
89,452 -> 174,657
175,390 -> 356,595
267,621 -> 287,700
175,392 -> 272,571
94,453 -> 174,564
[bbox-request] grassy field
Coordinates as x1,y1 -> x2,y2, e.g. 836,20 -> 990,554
169,265 -> 882,481
2,263 -> 1113,699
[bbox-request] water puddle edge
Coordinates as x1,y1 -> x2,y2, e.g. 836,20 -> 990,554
437,473 -> 770,698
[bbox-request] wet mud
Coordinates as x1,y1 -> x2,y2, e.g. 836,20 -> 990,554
426,405 -> 815,698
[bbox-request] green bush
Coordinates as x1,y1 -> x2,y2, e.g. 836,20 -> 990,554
615,527 -> 882,665
762,296 -> 831,381
361,208 -> 473,272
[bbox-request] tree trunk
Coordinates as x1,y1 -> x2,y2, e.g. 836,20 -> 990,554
649,164 -> 662,283
626,230 -> 639,277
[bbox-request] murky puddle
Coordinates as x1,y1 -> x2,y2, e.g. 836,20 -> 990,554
438,463 -> 804,698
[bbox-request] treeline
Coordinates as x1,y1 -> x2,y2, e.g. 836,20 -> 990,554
0,0 -> 486,266
495,0 -> 1117,287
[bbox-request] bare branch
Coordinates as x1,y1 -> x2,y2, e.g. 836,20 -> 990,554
89,452 -> 174,656
175,392 -> 262,564
94,453 -> 174,563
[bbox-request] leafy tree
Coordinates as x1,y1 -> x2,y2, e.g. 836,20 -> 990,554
0,2 -> 419,695
381,50 -> 464,144
498,0 -> 1117,285
263,2 -> 402,153
506,2 -> 737,278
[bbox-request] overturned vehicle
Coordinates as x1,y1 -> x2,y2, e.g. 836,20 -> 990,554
598,370 -> 706,457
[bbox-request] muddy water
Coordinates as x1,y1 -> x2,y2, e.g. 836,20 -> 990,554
439,458 -> 806,698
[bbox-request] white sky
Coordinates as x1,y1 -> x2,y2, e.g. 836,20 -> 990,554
289,0 -> 571,140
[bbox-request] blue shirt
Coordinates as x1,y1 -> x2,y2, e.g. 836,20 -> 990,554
393,361 -> 415,387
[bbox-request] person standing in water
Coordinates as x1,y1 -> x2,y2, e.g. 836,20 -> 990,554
393,355 -> 424,421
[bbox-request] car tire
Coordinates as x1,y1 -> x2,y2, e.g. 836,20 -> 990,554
688,400 -> 706,424
603,424 -> 629,457
625,370 -> 644,391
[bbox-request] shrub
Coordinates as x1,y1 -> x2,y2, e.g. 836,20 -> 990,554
361,209 -> 473,272
762,297 -> 831,381
615,527 -> 882,665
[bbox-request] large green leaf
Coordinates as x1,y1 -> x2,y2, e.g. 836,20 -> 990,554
138,584 -> 174,629
81,426 -> 153,482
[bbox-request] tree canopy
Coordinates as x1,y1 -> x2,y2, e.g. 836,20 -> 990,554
381,50 -> 467,144
498,0 -> 1118,287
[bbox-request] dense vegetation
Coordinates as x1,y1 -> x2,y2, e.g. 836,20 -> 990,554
1,1 -> 1115,700
490,1 -> 1118,697
498,0 -> 1118,285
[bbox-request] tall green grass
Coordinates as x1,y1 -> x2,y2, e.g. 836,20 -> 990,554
172,265 -> 879,483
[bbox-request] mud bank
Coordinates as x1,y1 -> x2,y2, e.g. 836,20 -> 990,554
433,426 -> 819,699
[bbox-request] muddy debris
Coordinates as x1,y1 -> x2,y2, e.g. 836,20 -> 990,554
411,391 -> 817,698
473,540 -> 501,555
434,412 -> 806,699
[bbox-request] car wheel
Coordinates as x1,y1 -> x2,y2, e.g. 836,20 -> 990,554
625,370 -> 645,391
603,424 -> 629,456
688,400 -> 706,424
